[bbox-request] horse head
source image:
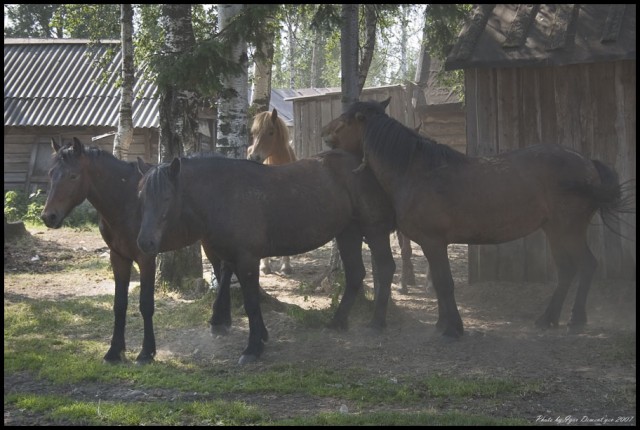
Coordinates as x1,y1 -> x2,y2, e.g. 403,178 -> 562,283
41,137 -> 92,228
136,157 -> 182,255
247,108 -> 290,163
321,97 -> 391,155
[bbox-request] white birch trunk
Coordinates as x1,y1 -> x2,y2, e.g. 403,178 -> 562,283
216,4 -> 249,159
113,3 -> 134,160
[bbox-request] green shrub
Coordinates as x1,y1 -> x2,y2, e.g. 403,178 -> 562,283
4,189 -> 98,228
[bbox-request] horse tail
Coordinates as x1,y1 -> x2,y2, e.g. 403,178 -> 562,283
590,159 -> 635,237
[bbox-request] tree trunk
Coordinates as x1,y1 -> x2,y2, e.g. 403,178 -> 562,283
341,4 -> 359,111
310,28 -> 324,88
250,15 -> 275,115
358,5 -> 377,94
412,5 -> 431,108
286,17 -> 296,89
155,4 -> 204,293
217,4 -> 249,159
112,3 -> 134,161
399,4 -> 409,78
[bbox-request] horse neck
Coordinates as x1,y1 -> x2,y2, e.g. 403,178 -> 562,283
265,140 -> 296,165
365,153 -> 405,198
85,156 -> 138,222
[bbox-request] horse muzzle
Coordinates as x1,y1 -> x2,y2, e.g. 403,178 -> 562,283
40,211 -> 64,229
137,235 -> 160,256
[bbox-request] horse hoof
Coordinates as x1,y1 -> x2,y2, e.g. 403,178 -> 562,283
440,325 -> 463,340
327,318 -> 348,331
440,332 -> 461,343
366,320 -> 386,333
135,353 -> 156,365
238,354 -> 259,365
566,322 -> 586,335
103,350 -> 126,364
210,324 -> 231,336
535,317 -> 559,330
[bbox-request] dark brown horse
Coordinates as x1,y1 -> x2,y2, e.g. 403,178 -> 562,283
40,138 -> 232,364
322,98 -> 629,338
136,150 -> 397,364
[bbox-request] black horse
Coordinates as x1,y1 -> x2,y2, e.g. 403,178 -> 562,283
137,150 -> 397,364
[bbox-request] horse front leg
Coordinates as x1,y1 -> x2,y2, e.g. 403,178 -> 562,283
103,252 -> 132,363
136,257 -> 157,364
327,225 -> 365,331
236,257 -> 269,365
420,241 -> 463,339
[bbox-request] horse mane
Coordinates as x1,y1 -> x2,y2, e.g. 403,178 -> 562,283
363,110 -> 468,172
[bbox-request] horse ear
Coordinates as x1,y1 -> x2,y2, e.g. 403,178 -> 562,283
51,138 -> 61,153
136,157 -> 151,175
271,108 -> 278,121
72,137 -> 84,155
381,97 -> 391,110
169,157 -> 181,180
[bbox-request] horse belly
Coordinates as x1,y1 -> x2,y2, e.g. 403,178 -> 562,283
447,198 -> 548,244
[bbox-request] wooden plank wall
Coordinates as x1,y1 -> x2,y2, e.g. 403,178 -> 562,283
292,85 -> 418,158
4,127 -> 159,192
419,108 -> 466,154
466,60 -> 636,281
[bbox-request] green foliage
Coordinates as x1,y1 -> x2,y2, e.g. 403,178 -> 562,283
4,189 -> 98,228
52,4 -> 120,39
4,4 -> 60,38
4,190 -> 46,224
423,4 -> 473,102
4,4 -> 119,39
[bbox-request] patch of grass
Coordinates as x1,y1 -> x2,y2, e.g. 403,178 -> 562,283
154,290 -> 217,330
278,410 -> 527,426
6,394 -> 267,426
285,304 -> 331,328
5,393 -> 527,426
607,331 -> 636,364
5,291 -> 545,425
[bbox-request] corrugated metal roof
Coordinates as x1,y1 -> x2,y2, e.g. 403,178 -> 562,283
445,4 -> 636,70
4,38 -> 159,128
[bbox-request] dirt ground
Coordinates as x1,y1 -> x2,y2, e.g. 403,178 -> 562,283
4,227 -> 637,425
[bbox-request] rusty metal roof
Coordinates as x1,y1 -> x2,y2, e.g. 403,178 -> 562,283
445,4 -> 636,70
4,38 -> 159,128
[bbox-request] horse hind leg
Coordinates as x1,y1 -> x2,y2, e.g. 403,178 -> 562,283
280,256 -> 292,275
536,228 -> 583,330
260,258 -> 272,275
567,246 -> 597,333
397,232 -> 416,293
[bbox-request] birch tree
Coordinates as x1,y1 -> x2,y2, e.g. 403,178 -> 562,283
216,4 -> 249,159
112,4 -> 134,160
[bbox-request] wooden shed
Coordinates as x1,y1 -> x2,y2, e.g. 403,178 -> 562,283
288,84 -> 418,158
408,56 -> 467,154
446,4 -> 636,281
4,38 -> 160,193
